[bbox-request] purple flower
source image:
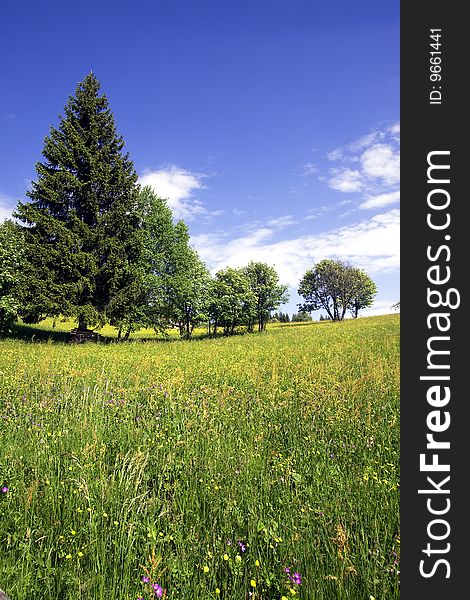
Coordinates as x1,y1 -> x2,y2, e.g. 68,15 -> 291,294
237,540 -> 246,552
283,567 -> 290,574
142,576 -> 150,583
289,572 -> 302,586
1,486 -> 8,493
152,583 -> 163,597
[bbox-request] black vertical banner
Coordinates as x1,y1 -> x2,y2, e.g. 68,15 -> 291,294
401,3 -> 466,599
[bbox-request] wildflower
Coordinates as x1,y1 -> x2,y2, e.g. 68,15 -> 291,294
289,572 -> 302,586
77,551 -> 84,557
215,589 -> 220,595
1,486 -> 8,493
65,554 -> 72,559
203,565 -> 210,573
152,583 -> 163,597
289,589 -> 297,595
235,554 -> 242,562
142,576 -> 150,584
255,560 -> 260,567
250,580 -> 256,588
238,540 -> 247,552
282,597 -> 289,600
283,567 -> 290,574
71,529 -> 76,536
223,554 -> 229,561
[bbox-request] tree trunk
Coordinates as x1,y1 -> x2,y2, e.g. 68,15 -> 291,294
78,314 -> 87,331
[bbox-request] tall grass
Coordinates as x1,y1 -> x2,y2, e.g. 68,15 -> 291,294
0,315 -> 399,599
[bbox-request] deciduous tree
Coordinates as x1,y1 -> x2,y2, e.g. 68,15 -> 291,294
242,261 -> 289,331
298,259 -> 377,321
0,220 -> 24,336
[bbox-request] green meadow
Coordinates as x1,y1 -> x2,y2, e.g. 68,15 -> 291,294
0,315 -> 399,600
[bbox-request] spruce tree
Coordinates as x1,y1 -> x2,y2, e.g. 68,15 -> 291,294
15,73 -> 140,330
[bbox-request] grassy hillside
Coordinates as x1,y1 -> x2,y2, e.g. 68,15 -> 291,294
0,315 -> 400,599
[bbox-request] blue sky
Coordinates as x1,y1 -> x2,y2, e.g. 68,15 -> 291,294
1,0 -> 399,318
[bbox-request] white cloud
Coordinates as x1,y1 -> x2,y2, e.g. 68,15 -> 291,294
360,144 -> 400,185
360,299 -> 400,317
327,148 -> 344,161
348,130 -> 384,152
139,166 -> 206,220
325,124 -> 400,197
328,168 -> 363,192
300,162 -> 318,176
267,215 -> 297,228
233,208 -> 247,216
359,190 -> 400,210
0,193 -> 15,222
192,208 -> 400,288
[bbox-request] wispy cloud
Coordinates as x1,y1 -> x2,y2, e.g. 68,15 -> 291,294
360,144 -> 399,186
328,168 -> 363,192
267,215 -> 297,228
326,124 -> 400,199
0,192 -> 16,222
300,162 -> 318,176
192,208 -> 399,288
359,190 -> 400,210
139,165 -> 207,220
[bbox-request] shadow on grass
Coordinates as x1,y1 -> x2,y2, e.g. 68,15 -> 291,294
7,323 -> 113,344
4,323 -> 261,345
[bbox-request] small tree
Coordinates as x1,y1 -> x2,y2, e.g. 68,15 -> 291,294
298,259 -> 377,321
348,268 -> 378,318
0,220 -> 24,336
210,267 -> 255,335
291,310 -> 312,323
242,261 -> 289,332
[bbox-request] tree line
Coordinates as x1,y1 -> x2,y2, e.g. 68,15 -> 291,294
0,74 -> 377,339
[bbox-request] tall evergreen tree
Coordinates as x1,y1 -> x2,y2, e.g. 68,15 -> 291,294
14,73 -> 140,330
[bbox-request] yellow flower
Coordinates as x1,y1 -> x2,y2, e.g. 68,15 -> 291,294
65,554 -> 72,559
215,589 -> 220,595
77,551 -> 84,557
290,589 -> 297,595
250,580 -> 256,588
113,521 -> 119,526
255,560 -> 260,567
235,554 -> 242,562
282,597 -> 289,600
223,554 -> 229,561
203,565 -> 209,573
71,529 -> 76,536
